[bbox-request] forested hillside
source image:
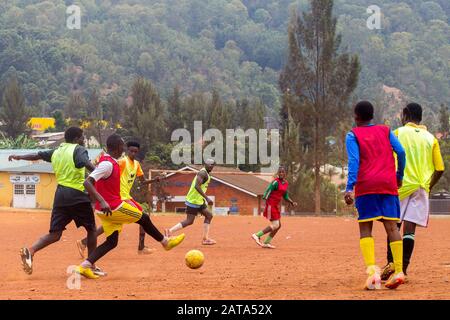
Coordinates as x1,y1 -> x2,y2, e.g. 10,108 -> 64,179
0,0 -> 448,122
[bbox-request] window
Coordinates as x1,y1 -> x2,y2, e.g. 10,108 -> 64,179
14,185 -> 24,195
26,185 -> 36,195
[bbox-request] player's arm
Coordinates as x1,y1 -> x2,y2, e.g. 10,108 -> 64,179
74,145 -> 96,172
429,139 -> 445,191
283,191 -> 297,207
83,162 -> 113,214
195,171 -> 213,205
389,131 -> 406,188
344,132 -> 359,205
8,150 -> 53,162
138,175 -> 161,186
84,177 -> 111,215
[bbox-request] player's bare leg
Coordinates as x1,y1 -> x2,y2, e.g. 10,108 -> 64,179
78,226 -> 104,259
20,231 -> 63,275
166,214 -> 195,236
261,220 -> 280,249
138,225 -> 155,254
201,208 -> 216,245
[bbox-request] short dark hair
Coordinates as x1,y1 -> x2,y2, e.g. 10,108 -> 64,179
64,127 -> 83,143
126,141 -> 140,149
106,134 -> 124,151
354,101 -> 374,121
403,103 -> 422,122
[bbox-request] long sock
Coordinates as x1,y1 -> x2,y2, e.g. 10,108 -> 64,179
169,223 -> 183,234
359,237 -> 375,267
264,236 -> 273,244
386,237 -> 393,264
256,231 -> 264,237
389,240 -> 403,274
136,214 -> 164,242
138,225 -> 146,251
403,233 -> 415,274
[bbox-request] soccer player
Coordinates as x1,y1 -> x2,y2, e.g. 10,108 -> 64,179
75,134 -> 185,279
76,141 -> 160,257
381,103 -> 444,280
251,166 -> 297,249
9,127 -> 98,275
344,101 -> 406,290
166,159 -> 216,245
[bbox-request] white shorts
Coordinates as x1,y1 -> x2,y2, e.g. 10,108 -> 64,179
400,188 -> 429,227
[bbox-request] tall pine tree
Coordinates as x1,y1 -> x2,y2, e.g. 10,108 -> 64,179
0,75 -> 29,139
279,0 -> 360,214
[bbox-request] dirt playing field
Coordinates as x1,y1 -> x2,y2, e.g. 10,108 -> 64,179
1,208 -> 450,300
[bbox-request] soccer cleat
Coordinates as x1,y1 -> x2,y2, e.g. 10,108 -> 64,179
385,272 -> 405,289
20,247 -> 33,275
163,233 -> 185,251
74,265 -> 99,279
76,240 -> 87,259
380,262 -> 395,281
262,243 -> 276,249
91,266 -> 107,277
251,234 -> 262,247
138,247 -> 156,255
364,266 -> 381,290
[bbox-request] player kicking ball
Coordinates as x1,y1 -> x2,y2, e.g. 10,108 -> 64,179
252,166 -> 297,249
76,141 -> 161,258
345,101 -> 406,290
166,159 -> 216,245
75,134 -> 185,279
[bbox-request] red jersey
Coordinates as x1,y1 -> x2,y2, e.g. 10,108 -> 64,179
352,125 -> 398,197
94,154 -> 122,211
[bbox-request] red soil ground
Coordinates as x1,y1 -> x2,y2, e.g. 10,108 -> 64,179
1,209 -> 450,300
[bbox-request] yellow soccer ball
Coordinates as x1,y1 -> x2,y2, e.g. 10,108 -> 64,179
185,249 -> 204,269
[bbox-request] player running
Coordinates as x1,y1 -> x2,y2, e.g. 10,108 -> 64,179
75,134 -> 185,279
344,101 -> 406,290
76,141 -> 160,257
251,166 -> 297,249
9,127 -> 98,275
165,159 -> 216,245
381,103 -> 444,280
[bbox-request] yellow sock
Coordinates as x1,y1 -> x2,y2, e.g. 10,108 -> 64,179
389,240 -> 403,274
359,237 -> 375,268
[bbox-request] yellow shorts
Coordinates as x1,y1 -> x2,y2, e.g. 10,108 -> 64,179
96,201 -> 143,237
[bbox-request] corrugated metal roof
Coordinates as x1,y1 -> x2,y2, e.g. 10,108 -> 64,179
0,149 -> 103,172
2,163 -> 53,173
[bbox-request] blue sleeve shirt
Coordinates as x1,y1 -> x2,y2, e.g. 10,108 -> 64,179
345,127 -> 406,192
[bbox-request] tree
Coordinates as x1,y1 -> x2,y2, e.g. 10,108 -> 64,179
167,86 -> 183,134
104,94 -> 123,125
0,75 -> 30,139
124,77 -> 166,154
65,93 -> 87,119
439,103 -> 449,139
52,110 -> 66,132
279,0 -> 360,214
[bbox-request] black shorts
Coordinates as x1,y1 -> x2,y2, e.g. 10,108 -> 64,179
50,202 -> 96,233
186,204 -> 207,215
